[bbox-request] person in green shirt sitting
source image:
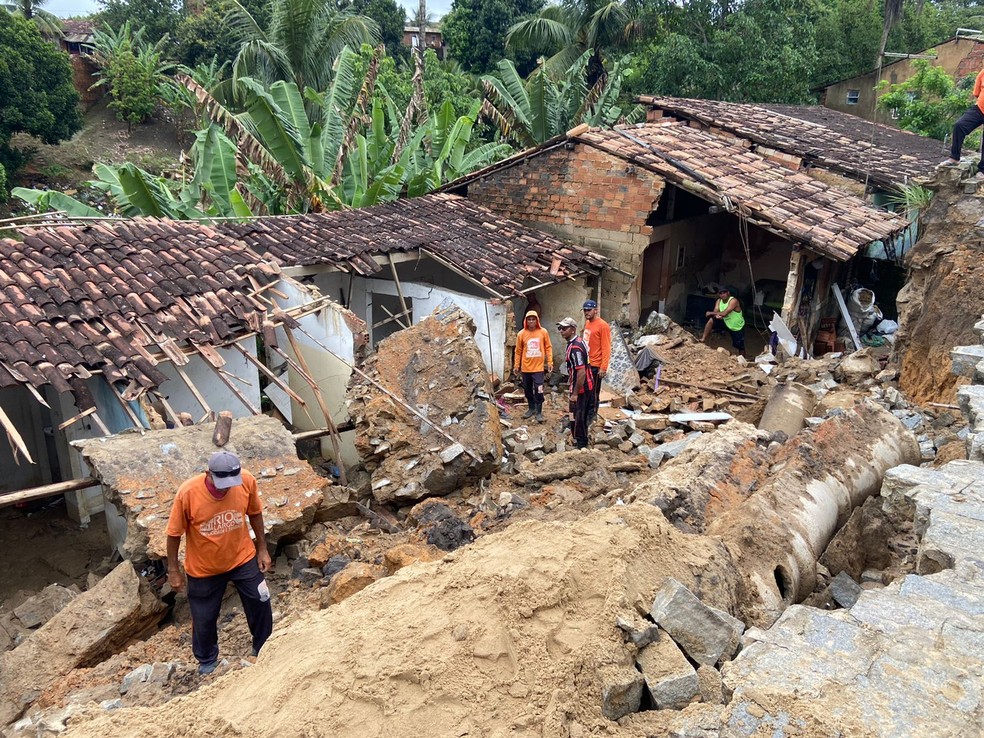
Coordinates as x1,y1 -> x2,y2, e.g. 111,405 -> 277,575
701,286 -> 746,357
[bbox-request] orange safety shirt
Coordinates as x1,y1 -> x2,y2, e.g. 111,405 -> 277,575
582,316 -> 612,373
976,70 -> 984,114
165,471 -> 262,578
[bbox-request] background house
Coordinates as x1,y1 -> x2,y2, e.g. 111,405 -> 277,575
819,35 -> 984,124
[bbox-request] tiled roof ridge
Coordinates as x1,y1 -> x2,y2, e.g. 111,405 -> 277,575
572,120 -> 908,260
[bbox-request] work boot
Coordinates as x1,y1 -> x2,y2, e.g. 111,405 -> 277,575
522,407 -> 536,419
535,404 -> 545,423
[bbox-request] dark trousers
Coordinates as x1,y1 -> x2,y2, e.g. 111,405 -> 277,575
587,366 -> 602,424
521,371 -> 545,409
570,392 -> 592,448
951,105 -> 984,169
186,556 -> 272,666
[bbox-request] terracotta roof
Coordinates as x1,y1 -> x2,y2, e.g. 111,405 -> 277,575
0,220 -> 282,401
446,121 -> 908,262
584,122 -> 908,260
218,193 -> 607,297
638,95 -> 942,187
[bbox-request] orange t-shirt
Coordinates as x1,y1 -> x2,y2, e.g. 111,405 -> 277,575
975,70 -> 984,114
582,317 -> 612,372
165,471 -> 262,578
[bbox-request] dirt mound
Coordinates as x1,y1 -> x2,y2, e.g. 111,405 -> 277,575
895,169 -> 984,404
62,504 -> 739,738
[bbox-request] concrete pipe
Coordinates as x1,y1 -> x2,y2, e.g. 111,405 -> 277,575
708,399 -> 920,627
757,381 -> 817,439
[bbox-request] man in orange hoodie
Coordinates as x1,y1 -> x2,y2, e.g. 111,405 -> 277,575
514,310 -> 553,422
581,299 -> 611,426
945,67 -> 984,173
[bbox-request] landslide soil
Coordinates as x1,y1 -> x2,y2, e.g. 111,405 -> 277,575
895,171 -> 984,404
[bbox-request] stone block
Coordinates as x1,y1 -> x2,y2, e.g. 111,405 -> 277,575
320,563 -> 386,607
600,667 -> 644,720
13,584 -> 79,630
637,635 -> 699,709
696,665 -> 724,705
659,432 -> 702,459
829,571 -> 863,609
650,578 -> 744,665
950,345 -> 984,378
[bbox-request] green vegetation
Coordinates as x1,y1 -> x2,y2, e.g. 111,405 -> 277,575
0,11 -> 81,198
877,59 -> 972,141
8,0 -> 983,215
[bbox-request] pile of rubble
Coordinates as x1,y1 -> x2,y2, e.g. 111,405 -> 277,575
348,302 -> 503,505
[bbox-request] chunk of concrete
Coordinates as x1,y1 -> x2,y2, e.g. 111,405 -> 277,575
636,634 -> 699,709
0,562 -> 166,725
600,667 -> 644,720
650,578 -> 744,665
829,571 -> 863,609
348,304 -> 503,504
75,415 -> 330,560
13,584 -> 79,629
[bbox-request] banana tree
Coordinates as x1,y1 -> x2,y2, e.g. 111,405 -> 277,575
481,50 -> 641,147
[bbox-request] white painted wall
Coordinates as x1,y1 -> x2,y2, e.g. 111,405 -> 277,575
311,272 -> 509,378
271,278 -> 361,467
156,339 -> 262,420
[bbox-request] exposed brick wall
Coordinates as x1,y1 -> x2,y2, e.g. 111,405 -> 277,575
956,43 -> 984,79
71,56 -> 103,108
466,143 -> 664,322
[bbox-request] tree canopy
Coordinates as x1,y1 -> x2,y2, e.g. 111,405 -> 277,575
97,0 -> 181,44
442,0 -> 544,75
0,11 -> 81,195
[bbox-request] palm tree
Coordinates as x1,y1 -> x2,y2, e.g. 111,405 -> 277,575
3,0 -> 61,36
226,0 -> 380,93
505,0 -> 641,86
481,50 -> 639,147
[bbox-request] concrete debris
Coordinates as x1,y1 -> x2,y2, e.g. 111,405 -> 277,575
629,421 -> 772,532
319,562 -> 385,607
382,543 -> 443,575
649,578 -> 744,666
695,664 -> 725,705
615,615 -> 659,648
75,414 -> 330,561
12,584 -> 79,630
636,633 -> 699,709
828,571 -> 863,608
348,304 -> 502,505
600,667 -> 645,721
0,562 -> 165,725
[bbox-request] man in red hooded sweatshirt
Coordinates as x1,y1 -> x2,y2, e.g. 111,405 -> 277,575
513,310 -> 553,422
945,67 -> 984,175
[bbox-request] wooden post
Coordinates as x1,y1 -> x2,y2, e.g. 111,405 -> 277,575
780,247 -> 806,323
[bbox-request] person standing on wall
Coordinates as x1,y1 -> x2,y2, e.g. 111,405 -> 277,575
944,65 -> 984,175
701,286 -> 746,357
166,451 -> 273,675
513,310 -> 553,422
581,299 -> 611,425
557,317 -> 594,449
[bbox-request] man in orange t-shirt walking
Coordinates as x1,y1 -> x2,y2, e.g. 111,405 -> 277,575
166,451 -> 273,675
581,299 -> 611,426
945,68 -> 984,173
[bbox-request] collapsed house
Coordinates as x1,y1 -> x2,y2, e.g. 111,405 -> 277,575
0,196 -> 607,528
443,103 -> 937,351
0,219 -> 366,525
215,192 -> 607,377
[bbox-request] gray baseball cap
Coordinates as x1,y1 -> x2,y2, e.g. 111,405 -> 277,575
208,451 -> 243,490
556,317 -> 578,329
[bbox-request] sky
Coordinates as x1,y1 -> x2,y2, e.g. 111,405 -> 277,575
46,0 -> 454,19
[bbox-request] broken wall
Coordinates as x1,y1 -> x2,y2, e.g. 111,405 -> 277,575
271,279 -> 365,468
154,340 -> 261,420
0,386 -> 49,493
463,143 -> 664,323
315,270 -> 510,378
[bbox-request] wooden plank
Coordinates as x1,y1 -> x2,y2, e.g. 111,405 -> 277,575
0,477 -> 98,508
57,405 -> 97,431
0,405 -> 34,464
658,378 -> 759,399
831,283 -> 861,351
173,363 -> 212,415
195,347 -> 261,415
